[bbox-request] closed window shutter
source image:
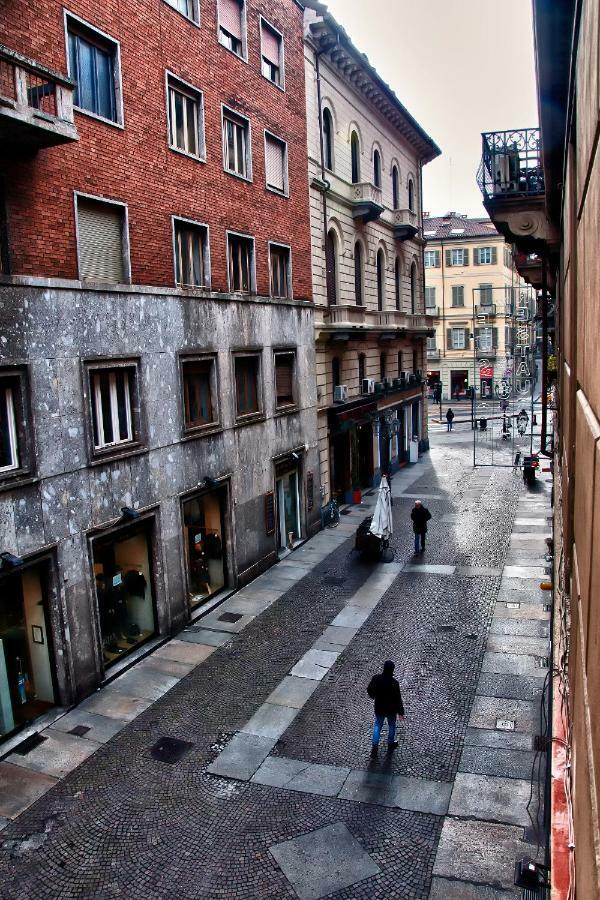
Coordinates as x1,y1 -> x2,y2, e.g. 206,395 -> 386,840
491,246 -> 497,264
261,23 -> 280,64
445,249 -> 452,267
446,328 -> 452,349
78,199 -> 125,283
474,248 -> 480,266
265,135 -> 284,191
275,357 -> 293,402
463,249 -> 469,266
220,0 -> 242,38
464,329 -> 470,349
435,251 -> 441,267
492,327 -> 498,348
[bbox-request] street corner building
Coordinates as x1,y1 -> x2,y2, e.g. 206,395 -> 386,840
303,5 -> 441,504
422,212 -> 534,403
0,0 -> 321,740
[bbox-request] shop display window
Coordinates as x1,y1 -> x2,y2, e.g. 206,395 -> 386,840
182,491 -> 226,606
93,526 -> 157,668
0,567 -> 55,739
276,466 -> 300,551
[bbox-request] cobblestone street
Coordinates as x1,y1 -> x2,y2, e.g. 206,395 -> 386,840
0,433 -> 551,899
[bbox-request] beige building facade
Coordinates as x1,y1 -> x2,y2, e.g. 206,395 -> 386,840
304,6 -> 440,503
423,214 -> 528,402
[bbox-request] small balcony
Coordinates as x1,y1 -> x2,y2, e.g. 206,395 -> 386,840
425,305 -> 440,318
393,208 -> 419,241
351,182 -> 384,224
476,347 -> 497,359
427,348 -> 440,360
0,45 -> 78,152
477,128 -> 557,250
325,305 -> 367,326
475,304 -> 497,318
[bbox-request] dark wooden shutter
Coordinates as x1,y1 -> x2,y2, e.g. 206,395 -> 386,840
264,492 -> 275,535
306,472 -> 314,511
325,232 -> 337,305
492,327 -> 498,348
463,249 -> 469,266
445,249 -> 452,267
275,355 -> 293,404
446,328 -> 452,349
474,327 -> 480,341
473,248 -> 479,266
435,250 -> 441,267
491,246 -> 497,265
464,329 -> 470,349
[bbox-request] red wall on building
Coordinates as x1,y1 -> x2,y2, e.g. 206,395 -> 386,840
1,0 -> 313,300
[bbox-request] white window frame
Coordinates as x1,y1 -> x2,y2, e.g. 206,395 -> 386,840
478,326 -> 493,351
222,105 -> 252,181
226,230 -> 256,294
268,241 -> 292,299
451,284 -> 465,307
424,250 -> 437,268
0,384 -> 19,473
64,10 -> 124,129
263,130 -> 288,196
91,368 -> 134,450
172,216 -> 211,289
259,16 -> 285,90
426,335 -> 437,351
478,246 -> 493,264
451,328 -> 466,350
217,0 -> 248,61
163,0 -> 200,26
166,72 -> 206,161
450,248 -> 465,266
73,191 -> 132,285
425,286 -> 436,308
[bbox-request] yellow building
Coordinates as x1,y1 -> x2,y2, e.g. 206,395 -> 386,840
423,213 -> 528,401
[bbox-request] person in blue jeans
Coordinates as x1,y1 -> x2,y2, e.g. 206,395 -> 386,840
367,660 -> 405,758
446,408 -> 455,431
411,500 -> 432,553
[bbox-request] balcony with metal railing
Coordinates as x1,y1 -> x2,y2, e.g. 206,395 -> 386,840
475,304 -> 497,318
0,45 -> 78,151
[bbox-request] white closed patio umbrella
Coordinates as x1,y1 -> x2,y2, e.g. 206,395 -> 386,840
369,475 -> 393,541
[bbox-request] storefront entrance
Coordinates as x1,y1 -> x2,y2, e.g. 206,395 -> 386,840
330,431 -> 351,501
450,369 -> 469,400
357,423 -> 373,487
276,466 -> 301,552
0,563 -> 56,739
182,489 -> 227,608
93,523 -> 157,668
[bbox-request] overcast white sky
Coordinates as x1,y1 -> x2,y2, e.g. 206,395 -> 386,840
323,0 -> 538,218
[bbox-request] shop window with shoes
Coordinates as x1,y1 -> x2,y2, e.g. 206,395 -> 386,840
0,563 -> 57,740
182,490 -> 227,606
275,459 -> 301,553
92,523 -> 157,668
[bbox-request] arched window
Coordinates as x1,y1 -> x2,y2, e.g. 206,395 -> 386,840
376,249 -> 385,311
410,261 -> 418,313
325,229 -> 337,305
354,241 -> 363,306
408,178 -> 415,211
397,351 -> 403,375
380,352 -> 386,381
332,357 -> 341,388
351,131 -> 360,184
394,256 -> 401,310
358,353 -> 366,387
323,108 -> 334,171
392,165 -> 400,209
373,148 -> 381,188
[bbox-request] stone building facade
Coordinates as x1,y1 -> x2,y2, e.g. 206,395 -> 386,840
0,0 -> 319,742
423,213 -> 529,402
303,6 -> 440,504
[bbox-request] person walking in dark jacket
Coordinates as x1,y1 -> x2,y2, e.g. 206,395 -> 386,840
367,660 -> 404,758
411,499 -> 432,553
446,408 -> 455,432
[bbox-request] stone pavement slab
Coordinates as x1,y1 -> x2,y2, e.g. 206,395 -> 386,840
178,628 -> 231,647
206,732 -> 276,781
464,726 -> 534,751
109,667 -> 179,702
250,755 -> 309,788
337,769 -> 451,815
266,676 -> 320,709
199,611 -> 256,633
330,607 -> 371,629
486,634 -> 549,657
152,638 -> 216,665
241,702 -> 299,740
78,689 -> 153,722
449,773 -> 533,826
402,563 -> 456,575
429,877 -> 518,899
269,822 -> 381,900
476,672 -> 545,701
503,565 -> 547,579
0,762 -> 57,819
5,729 -> 102,779
468,696 -> 539,732
50,708 -> 127,743
138,655 -> 197,678
493,602 -> 550,620
490,618 -> 549,637
285,762 -> 350,797
457,566 -> 503,577
459,745 -> 536,780
337,769 -> 397,807
483,652 -> 547,677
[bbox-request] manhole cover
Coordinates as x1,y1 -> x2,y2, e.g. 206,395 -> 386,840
322,576 -> 345,586
218,612 -> 243,623
69,725 -> 91,737
150,737 -> 194,764
13,733 -> 47,756
496,719 -> 515,731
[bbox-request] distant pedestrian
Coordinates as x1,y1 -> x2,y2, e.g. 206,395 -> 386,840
411,499 -> 431,553
367,660 -> 404,758
446,408 -> 455,432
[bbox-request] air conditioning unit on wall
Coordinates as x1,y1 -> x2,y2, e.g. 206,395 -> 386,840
362,378 -> 375,394
333,385 -> 348,403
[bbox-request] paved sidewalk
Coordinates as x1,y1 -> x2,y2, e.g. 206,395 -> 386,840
0,441 -> 551,898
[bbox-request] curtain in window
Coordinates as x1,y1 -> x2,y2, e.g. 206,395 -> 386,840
69,31 -> 115,121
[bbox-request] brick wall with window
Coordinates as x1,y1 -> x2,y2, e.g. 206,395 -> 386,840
1,0 -> 312,301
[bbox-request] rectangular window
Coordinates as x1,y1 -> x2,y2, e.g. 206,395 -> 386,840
228,233 -> 254,293
478,327 -> 493,351
424,250 -> 439,268
451,285 -> 464,307
426,336 -> 437,350
274,351 -> 295,408
223,108 -> 250,179
478,247 -> 493,264
168,76 -> 204,158
425,286 -> 436,308
261,19 -> 283,86
270,244 -> 291,298
479,283 -> 493,306
182,359 -> 215,429
234,355 -> 261,417
451,328 -> 466,350
89,366 -> 137,451
219,0 -> 244,57
265,132 -> 287,194
76,195 -> 128,284
451,248 -> 466,266
164,0 -> 199,23
67,18 -> 119,123
0,379 -> 19,473
174,220 -> 208,288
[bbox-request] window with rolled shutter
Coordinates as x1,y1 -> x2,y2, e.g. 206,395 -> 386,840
265,134 -> 286,193
275,352 -> 295,407
77,197 -> 126,284
219,0 -> 243,54
261,21 -> 282,85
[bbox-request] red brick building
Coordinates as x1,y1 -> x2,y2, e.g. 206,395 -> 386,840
0,0 -> 319,743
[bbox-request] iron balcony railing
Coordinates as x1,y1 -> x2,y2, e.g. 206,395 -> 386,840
477,128 -> 544,199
